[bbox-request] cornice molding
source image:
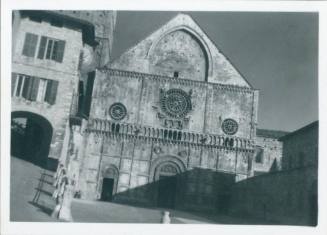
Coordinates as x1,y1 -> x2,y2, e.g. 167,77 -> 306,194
97,68 -> 256,94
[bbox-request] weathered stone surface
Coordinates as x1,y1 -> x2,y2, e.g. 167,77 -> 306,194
12,15 -> 83,161
280,121 -> 318,170
75,13 -> 260,212
110,14 -> 251,87
13,11 -> 303,218
229,122 -> 318,226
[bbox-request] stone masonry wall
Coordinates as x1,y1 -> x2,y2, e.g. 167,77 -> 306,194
90,70 -> 257,139
12,16 -> 83,160
77,132 -> 250,212
281,122 -> 318,170
111,14 -> 251,87
149,30 -> 208,81
229,166 -> 318,225
253,136 -> 283,174
54,10 -> 117,67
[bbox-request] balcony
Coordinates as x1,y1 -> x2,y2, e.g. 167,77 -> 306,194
86,118 -> 255,152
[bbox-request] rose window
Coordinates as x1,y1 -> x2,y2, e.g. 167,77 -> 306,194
109,102 -> 127,120
222,119 -> 238,135
160,89 -> 192,119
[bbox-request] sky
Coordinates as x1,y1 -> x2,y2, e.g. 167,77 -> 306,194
111,11 -> 318,132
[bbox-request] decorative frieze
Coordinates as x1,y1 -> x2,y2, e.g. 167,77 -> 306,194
86,118 -> 255,152
97,68 -> 256,94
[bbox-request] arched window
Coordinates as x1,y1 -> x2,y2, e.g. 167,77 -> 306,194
164,130 -> 168,139
168,130 -> 173,140
115,124 -> 120,134
177,132 -> 182,141
229,139 -> 234,148
173,131 -> 177,140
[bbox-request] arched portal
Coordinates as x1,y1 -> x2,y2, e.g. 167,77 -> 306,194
151,158 -> 186,209
11,111 -> 53,168
100,165 -> 119,202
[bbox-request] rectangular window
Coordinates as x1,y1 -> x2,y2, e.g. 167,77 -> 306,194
12,73 -> 58,105
22,33 -> 66,63
22,33 -> 38,57
37,36 -> 66,63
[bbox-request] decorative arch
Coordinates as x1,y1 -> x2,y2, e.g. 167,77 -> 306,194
147,26 -> 213,81
99,164 -> 119,199
102,164 -> 119,178
11,111 -> 53,167
149,155 -> 186,183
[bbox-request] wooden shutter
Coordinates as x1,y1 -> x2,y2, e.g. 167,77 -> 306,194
37,36 -> 47,59
11,73 -> 17,96
46,39 -> 53,59
22,33 -> 38,57
45,80 -> 59,105
55,40 -> 66,63
22,76 -> 32,99
29,77 -> 40,101
15,75 -> 23,96
51,41 -> 59,60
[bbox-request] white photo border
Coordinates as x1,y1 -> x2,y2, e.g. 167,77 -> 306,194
1,1 -> 327,235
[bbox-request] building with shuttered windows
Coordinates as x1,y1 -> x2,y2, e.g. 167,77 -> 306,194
11,10 -> 116,168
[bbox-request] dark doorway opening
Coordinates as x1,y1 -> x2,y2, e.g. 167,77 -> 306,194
157,175 -> 177,209
11,111 -> 53,168
101,178 -> 114,202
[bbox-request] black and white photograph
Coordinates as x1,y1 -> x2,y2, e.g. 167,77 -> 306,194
1,1 -> 327,235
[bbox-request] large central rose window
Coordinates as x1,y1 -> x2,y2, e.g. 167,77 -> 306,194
160,88 -> 192,119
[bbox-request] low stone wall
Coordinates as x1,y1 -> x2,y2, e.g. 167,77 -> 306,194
229,166 -> 318,226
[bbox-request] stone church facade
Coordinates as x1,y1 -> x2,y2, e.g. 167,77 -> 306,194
74,14 -> 260,212
11,11 -> 286,215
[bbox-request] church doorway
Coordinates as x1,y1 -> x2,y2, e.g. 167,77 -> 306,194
157,175 -> 177,208
156,163 -> 179,209
11,111 -> 53,168
100,165 -> 118,202
101,178 -> 114,202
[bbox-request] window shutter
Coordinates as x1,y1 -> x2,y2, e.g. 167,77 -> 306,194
37,36 -> 47,59
16,75 -> 23,96
55,40 -> 66,63
22,76 -> 32,99
22,33 -> 38,57
29,77 -> 40,101
46,39 -> 53,59
11,73 -> 17,96
51,41 -> 59,60
45,80 -> 59,105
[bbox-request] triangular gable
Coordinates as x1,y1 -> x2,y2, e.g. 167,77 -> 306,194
110,13 -> 251,88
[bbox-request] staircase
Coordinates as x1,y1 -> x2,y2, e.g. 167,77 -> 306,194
31,169 -> 57,214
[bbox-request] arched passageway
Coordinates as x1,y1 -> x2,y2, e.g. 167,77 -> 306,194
11,111 -> 53,168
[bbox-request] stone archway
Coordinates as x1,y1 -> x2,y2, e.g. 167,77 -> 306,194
100,164 -> 119,202
11,111 -> 53,168
150,156 -> 186,209
149,155 -> 186,183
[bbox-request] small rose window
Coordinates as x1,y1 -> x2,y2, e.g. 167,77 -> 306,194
109,102 -> 127,120
222,118 -> 238,135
